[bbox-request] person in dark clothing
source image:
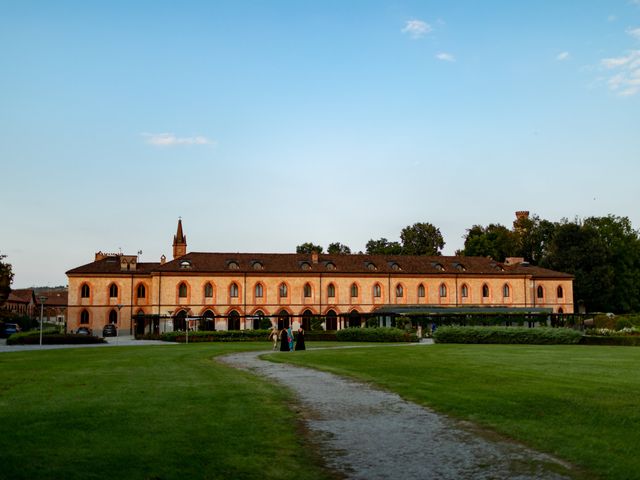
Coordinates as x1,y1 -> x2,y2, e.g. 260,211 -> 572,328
294,326 -> 306,351
279,327 -> 290,351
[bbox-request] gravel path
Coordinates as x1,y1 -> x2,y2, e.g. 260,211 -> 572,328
219,349 -> 573,480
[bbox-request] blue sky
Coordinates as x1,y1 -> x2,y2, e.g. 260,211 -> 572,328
1,0 -> 639,287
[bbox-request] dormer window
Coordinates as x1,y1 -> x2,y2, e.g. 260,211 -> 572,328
389,262 -> 400,271
326,262 -> 336,271
180,260 -> 192,269
252,261 -> 263,270
367,262 -> 377,271
433,263 -> 445,272
455,263 -> 466,272
228,261 -> 239,270
300,262 -> 311,271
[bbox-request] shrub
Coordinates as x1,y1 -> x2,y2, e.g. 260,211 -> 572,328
580,336 -> 640,346
305,331 -> 338,341
159,329 -> 272,343
7,332 -> 105,345
433,326 -> 582,345
336,327 -> 418,343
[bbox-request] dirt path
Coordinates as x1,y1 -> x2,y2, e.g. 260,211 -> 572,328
219,348 -> 574,480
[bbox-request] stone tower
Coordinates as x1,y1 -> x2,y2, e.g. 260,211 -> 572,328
173,219 -> 187,259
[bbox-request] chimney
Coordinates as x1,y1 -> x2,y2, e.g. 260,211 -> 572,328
95,251 -> 106,261
311,251 -> 319,264
504,257 -> 525,266
160,254 -> 166,265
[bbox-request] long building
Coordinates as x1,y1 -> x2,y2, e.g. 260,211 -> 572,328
66,220 -> 574,334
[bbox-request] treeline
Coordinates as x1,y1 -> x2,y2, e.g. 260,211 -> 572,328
297,215 -> 640,314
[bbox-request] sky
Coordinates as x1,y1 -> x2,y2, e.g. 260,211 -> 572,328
1,0 -> 639,287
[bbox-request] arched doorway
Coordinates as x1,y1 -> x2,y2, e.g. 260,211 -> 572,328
202,309 -> 215,331
108,309 -> 118,325
301,309 -> 313,331
325,310 -> 337,330
348,310 -> 361,328
277,310 -> 290,329
174,310 -> 187,331
227,310 -> 240,331
253,310 -> 265,330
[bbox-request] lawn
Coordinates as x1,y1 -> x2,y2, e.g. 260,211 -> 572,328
267,344 -> 640,480
0,343 -> 332,480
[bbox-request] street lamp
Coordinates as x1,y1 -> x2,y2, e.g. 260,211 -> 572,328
38,296 -> 47,347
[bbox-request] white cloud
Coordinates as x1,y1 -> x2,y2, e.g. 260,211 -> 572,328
556,51 -> 570,61
600,50 -> 640,96
627,27 -> 640,40
435,52 -> 455,62
142,133 -> 214,147
402,20 -> 432,39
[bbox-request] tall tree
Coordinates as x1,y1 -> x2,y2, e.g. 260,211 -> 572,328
0,253 -> 13,305
400,222 -> 445,256
295,243 -> 323,254
513,214 -> 557,264
327,242 -> 352,255
365,238 -> 402,255
460,224 -> 517,261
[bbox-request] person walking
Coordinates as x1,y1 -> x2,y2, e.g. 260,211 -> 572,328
279,327 -> 290,352
287,324 -> 294,351
294,325 -> 306,351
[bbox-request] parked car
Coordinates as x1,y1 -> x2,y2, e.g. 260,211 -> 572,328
0,323 -> 21,338
76,327 -> 92,335
102,324 -> 118,337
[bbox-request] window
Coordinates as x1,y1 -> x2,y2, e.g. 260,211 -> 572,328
350,283 -> 358,298
109,284 -> 118,298
81,284 -> 90,298
230,283 -> 239,298
301,262 -> 311,270
327,283 -> 335,298
279,283 -> 288,297
455,263 -> 466,272
367,262 -> 377,271
482,284 -> 489,298
180,260 -> 191,268
303,283 -> 312,298
326,262 -> 336,271
252,261 -> 263,270
390,262 -> 400,271
255,283 -> 263,298
395,284 -> 404,297
228,261 -> 239,270
373,284 -> 381,298
461,284 -> 469,298
204,282 -> 213,298
418,284 -> 425,298
503,284 -> 510,298
557,286 -> 564,299
537,285 -> 544,299
80,309 -> 89,324
433,263 -> 445,271
109,309 -> 118,324
137,284 -> 146,299
439,283 -> 447,297
228,310 -> 240,330
325,310 -> 337,330
178,282 -> 188,298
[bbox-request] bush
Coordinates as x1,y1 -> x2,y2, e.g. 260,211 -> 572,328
305,331 -> 338,341
433,326 -> 582,345
336,327 -> 418,343
159,329 -> 273,343
580,336 -> 640,346
7,331 -> 105,345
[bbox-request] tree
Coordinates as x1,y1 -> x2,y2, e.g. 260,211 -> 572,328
513,214 -> 557,264
366,238 -> 402,255
296,242 -> 323,254
460,224 -> 517,261
400,222 -> 445,256
327,242 -> 351,255
0,253 -> 14,305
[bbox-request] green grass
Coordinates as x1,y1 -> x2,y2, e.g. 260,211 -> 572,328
0,344 -> 332,480
267,344 -> 640,480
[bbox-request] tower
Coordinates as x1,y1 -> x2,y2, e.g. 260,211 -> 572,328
173,219 -> 187,259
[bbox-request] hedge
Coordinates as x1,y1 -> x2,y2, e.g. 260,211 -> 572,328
433,326 -> 582,345
158,329 -> 273,343
580,336 -> 640,347
7,332 -> 106,345
336,327 -> 418,343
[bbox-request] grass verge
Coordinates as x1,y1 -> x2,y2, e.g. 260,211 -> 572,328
267,344 -> 640,480
0,343 -> 333,480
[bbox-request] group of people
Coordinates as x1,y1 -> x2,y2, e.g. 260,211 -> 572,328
270,324 -> 305,351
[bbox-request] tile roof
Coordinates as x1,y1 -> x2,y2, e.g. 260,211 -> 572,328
67,252 -> 572,279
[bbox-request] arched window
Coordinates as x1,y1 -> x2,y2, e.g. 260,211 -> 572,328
482,284 -> 489,298
325,310 -> 337,330
279,283 -> 288,297
252,310 -> 265,330
277,310 -> 290,329
303,283 -> 312,298
204,282 -> 213,298
439,283 -> 447,297
350,283 -> 358,298
302,309 -> 313,331
395,284 -> 404,297
227,310 -> 240,330
327,283 -> 336,298
255,283 -> 263,298
373,283 -> 381,298
81,284 -> 90,298
178,282 -> 188,298
109,284 -> 118,298
80,309 -> 89,324
503,284 -> 510,298
203,309 -> 215,331
537,285 -> 544,299
557,285 -> 564,299
461,284 -> 469,298
418,284 -> 425,298
230,283 -> 239,298
136,284 -> 146,299
109,309 -> 118,324
558,307 -> 564,314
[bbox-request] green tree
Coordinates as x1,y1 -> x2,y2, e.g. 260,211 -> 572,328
513,214 -> 557,264
365,238 -> 403,255
327,242 -> 351,255
400,222 -> 445,256
295,242 -> 323,254
460,224 -> 517,261
0,253 -> 14,305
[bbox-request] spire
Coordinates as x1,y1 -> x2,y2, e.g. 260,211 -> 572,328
173,218 -> 187,259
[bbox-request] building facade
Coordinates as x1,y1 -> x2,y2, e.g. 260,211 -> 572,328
66,220 -> 574,334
